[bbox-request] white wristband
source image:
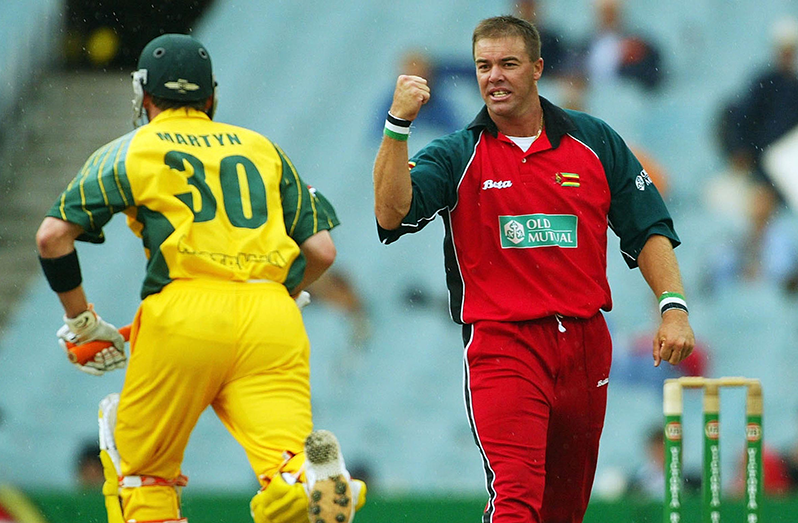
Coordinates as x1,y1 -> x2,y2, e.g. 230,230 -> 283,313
659,292 -> 688,316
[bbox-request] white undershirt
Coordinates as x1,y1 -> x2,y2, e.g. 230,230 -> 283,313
507,135 -> 539,152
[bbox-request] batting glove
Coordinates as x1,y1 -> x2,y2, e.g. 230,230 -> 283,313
250,472 -> 308,523
294,291 -> 311,311
58,305 -> 126,375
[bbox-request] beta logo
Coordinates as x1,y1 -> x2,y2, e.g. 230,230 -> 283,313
705,420 -> 719,440
665,422 -> 682,441
483,179 -> 513,190
746,423 -> 762,442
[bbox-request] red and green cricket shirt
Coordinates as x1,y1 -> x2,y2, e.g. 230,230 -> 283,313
378,97 -> 679,324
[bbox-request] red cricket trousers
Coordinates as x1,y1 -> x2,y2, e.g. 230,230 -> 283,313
463,313 -> 612,523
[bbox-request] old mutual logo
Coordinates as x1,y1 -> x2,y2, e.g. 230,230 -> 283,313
503,219 -> 525,245
499,214 -> 578,249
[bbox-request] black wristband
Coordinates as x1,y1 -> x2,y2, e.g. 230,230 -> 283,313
39,250 -> 83,293
660,301 -> 688,315
387,112 -> 412,128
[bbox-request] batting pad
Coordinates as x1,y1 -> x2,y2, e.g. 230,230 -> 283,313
98,393 -> 125,523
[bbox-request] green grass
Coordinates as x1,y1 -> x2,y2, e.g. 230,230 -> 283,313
24,490 -> 798,522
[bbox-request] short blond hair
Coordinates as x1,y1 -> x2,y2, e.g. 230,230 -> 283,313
472,15 -> 541,62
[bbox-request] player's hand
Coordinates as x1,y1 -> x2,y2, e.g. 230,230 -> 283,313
389,75 -> 431,121
58,306 -> 126,375
653,310 -> 695,367
294,291 -> 311,311
58,326 -> 126,375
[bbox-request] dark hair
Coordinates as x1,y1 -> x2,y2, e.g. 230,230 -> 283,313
76,441 -> 101,467
473,15 -> 541,62
150,94 -> 209,112
647,425 -> 664,446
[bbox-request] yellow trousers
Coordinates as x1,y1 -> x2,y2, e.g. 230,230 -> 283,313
115,279 -> 312,522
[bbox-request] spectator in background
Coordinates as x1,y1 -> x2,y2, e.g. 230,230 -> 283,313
701,177 -> 798,292
719,17 -> 798,290
306,269 -> 372,350
579,0 -> 664,91
64,0 -> 216,68
374,49 -> 462,142
75,441 -> 104,490
701,99 -> 764,291
627,425 -> 701,499
701,31 -> 798,294
730,17 -> 798,198
731,444 -> 792,498
783,412 -> 798,490
513,0 -> 571,79
704,99 -> 759,230
627,425 -> 665,499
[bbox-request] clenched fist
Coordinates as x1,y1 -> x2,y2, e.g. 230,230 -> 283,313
390,75 -> 431,122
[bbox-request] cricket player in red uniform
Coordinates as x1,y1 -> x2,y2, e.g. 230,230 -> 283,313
36,34 -> 364,523
373,16 -> 694,523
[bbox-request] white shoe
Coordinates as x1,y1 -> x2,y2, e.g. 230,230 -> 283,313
304,430 -> 354,523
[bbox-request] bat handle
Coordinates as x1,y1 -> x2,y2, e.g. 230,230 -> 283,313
66,325 -> 133,364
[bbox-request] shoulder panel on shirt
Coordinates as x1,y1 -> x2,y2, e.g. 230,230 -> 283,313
565,109 -> 680,267
46,129 -> 139,243
377,129 -> 479,244
273,143 -> 338,245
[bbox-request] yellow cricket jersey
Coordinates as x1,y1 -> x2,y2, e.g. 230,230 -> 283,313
47,108 -> 338,298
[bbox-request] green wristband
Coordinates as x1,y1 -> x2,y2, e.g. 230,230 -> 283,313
659,291 -> 686,303
384,127 -> 409,141
659,291 -> 688,316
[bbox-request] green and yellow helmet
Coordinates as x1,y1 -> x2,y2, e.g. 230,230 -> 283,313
132,33 -> 217,126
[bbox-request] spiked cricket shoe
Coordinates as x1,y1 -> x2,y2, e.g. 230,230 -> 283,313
305,430 -> 354,523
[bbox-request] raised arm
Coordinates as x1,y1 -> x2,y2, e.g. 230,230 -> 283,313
637,234 -> 695,367
373,75 -> 430,230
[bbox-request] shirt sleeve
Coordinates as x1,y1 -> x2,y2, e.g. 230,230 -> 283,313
45,135 -> 136,244
275,144 -> 339,246
600,123 -> 680,268
377,133 -> 463,244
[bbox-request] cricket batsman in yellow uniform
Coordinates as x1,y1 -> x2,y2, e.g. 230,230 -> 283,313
35,34 -> 365,523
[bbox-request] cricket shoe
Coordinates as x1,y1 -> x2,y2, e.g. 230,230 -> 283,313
305,430 -> 354,523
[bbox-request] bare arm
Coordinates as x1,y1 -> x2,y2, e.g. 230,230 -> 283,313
293,230 -> 336,295
637,234 -> 695,367
36,217 -> 90,318
373,75 -> 430,230
373,137 -> 413,230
